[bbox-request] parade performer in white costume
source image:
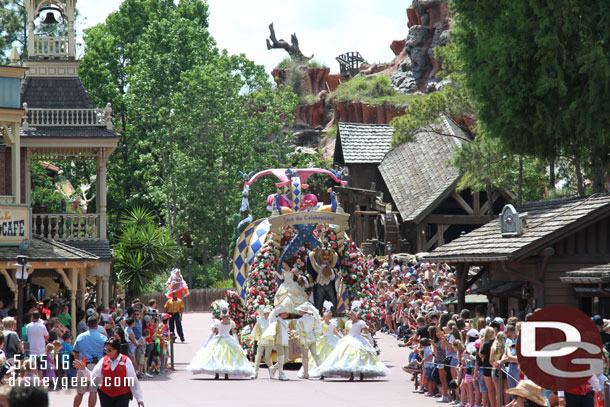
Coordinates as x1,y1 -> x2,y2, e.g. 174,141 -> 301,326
298,300 -> 344,379
274,261 -> 310,314
318,301 -> 389,381
294,303 -> 322,379
187,301 -> 254,379
251,305 -> 273,379
262,305 -> 290,381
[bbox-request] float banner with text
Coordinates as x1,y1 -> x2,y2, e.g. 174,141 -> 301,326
269,212 -> 349,230
0,205 -> 32,246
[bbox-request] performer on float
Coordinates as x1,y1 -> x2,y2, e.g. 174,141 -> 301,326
294,303 -> 322,379
165,268 -> 189,299
318,301 -> 389,381
251,305 -> 273,379
298,300 -> 343,379
274,261 -> 310,315
263,305 -> 290,381
306,241 -> 340,314
187,300 -> 254,379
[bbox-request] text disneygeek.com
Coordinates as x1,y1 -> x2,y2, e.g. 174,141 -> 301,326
8,376 -> 135,390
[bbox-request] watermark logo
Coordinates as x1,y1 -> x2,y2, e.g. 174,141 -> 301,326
518,306 -> 603,390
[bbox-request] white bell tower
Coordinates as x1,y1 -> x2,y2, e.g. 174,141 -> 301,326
24,0 -> 77,60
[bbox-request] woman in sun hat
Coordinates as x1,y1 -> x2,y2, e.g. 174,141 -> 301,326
505,380 -> 547,406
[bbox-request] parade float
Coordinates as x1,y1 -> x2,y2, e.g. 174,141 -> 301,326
225,168 -> 381,360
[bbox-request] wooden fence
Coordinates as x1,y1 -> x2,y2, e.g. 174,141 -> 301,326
139,289 -> 226,312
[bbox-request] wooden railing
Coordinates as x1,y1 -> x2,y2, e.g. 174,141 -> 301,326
22,104 -> 114,130
33,213 -> 100,240
0,196 -> 15,204
25,108 -> 105,126
33,36 -> 69,57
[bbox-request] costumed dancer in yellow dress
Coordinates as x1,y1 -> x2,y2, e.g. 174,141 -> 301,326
274,261 -> 310,315
294,303 -> 322,379
187,301 -> 254,379
318,300 -> 390,381
251,305 -> 273,379
262,305 -> 290,381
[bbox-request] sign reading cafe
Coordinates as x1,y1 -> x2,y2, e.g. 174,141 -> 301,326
0,205 -> 32,246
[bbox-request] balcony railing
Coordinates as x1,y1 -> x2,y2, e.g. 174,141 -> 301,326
33,213 -> 100,240
33,36 -> 69,58
0,196 -> 15,204
22,104 -> 114,130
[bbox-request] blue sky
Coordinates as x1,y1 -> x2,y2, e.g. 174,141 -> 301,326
76,0 -> 408,74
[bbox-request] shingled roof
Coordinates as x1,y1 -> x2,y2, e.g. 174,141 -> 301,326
336,122 -> 394,164
62,240 -> 112,260
423,194 -> 610,262
0,235 -> 99,261
21,77 -> 93,109
20,126 -> 120,139
379,115 -> 465,223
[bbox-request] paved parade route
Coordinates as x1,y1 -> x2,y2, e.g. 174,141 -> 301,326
49,312 -> 441,407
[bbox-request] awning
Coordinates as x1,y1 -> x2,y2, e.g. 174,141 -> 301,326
471,280 -> 524,295
560,264 -> 610,296
442,294 -> 489,305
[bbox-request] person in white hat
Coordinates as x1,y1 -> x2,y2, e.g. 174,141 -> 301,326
251,305 -> 273,379
318,301 -> 389,381
263,305 -> 290,381
186,300 -> 254,380
297,300 -> 343,379
294,303 -> 322,379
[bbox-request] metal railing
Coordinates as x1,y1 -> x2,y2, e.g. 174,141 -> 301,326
33,213 -> 100,240
33,36 -> 69,58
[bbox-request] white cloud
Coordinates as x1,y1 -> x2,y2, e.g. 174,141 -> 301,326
75,0 -> 408,74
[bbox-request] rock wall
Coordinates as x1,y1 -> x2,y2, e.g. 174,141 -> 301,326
392,0 -> 451,94
332,101 -> 406,125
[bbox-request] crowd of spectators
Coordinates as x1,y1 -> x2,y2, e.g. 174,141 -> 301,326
368,255 -> 610,407
0,292 -> 176,405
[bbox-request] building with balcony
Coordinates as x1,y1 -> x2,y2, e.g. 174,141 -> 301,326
0,0 -> 119,334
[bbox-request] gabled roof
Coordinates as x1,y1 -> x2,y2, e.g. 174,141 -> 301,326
423,194 -> 610,262
378,115 -> 465,223
20,126 -> 120,139
336,122 -> 394,164
0,235 -> 99,262
21,77 -> 93,109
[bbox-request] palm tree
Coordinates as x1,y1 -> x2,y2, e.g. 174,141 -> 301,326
114,206 -> 179,299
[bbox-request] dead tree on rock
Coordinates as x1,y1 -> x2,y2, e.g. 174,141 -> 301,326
266,22 -> 313,62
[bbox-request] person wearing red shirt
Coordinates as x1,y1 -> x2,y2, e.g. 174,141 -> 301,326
74,337 -> 144,407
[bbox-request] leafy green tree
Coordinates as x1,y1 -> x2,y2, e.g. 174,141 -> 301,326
81,0 -> 298,280
114,207 -> 178,299
451,0 -> 610,192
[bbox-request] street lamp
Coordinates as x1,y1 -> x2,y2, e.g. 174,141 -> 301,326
13,255 -> 31,335
188,257 -> 193,288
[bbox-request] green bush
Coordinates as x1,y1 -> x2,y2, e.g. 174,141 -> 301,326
329,75 -> 415,106
325,124 -> 338,139
211,279 -> 235,289
275,57 -> 326,70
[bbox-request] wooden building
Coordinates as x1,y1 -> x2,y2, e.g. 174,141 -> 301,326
423,195 -> 610,317
0,0 -> 118,334
333,122 -> 394,249
333,116 -> 511,253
